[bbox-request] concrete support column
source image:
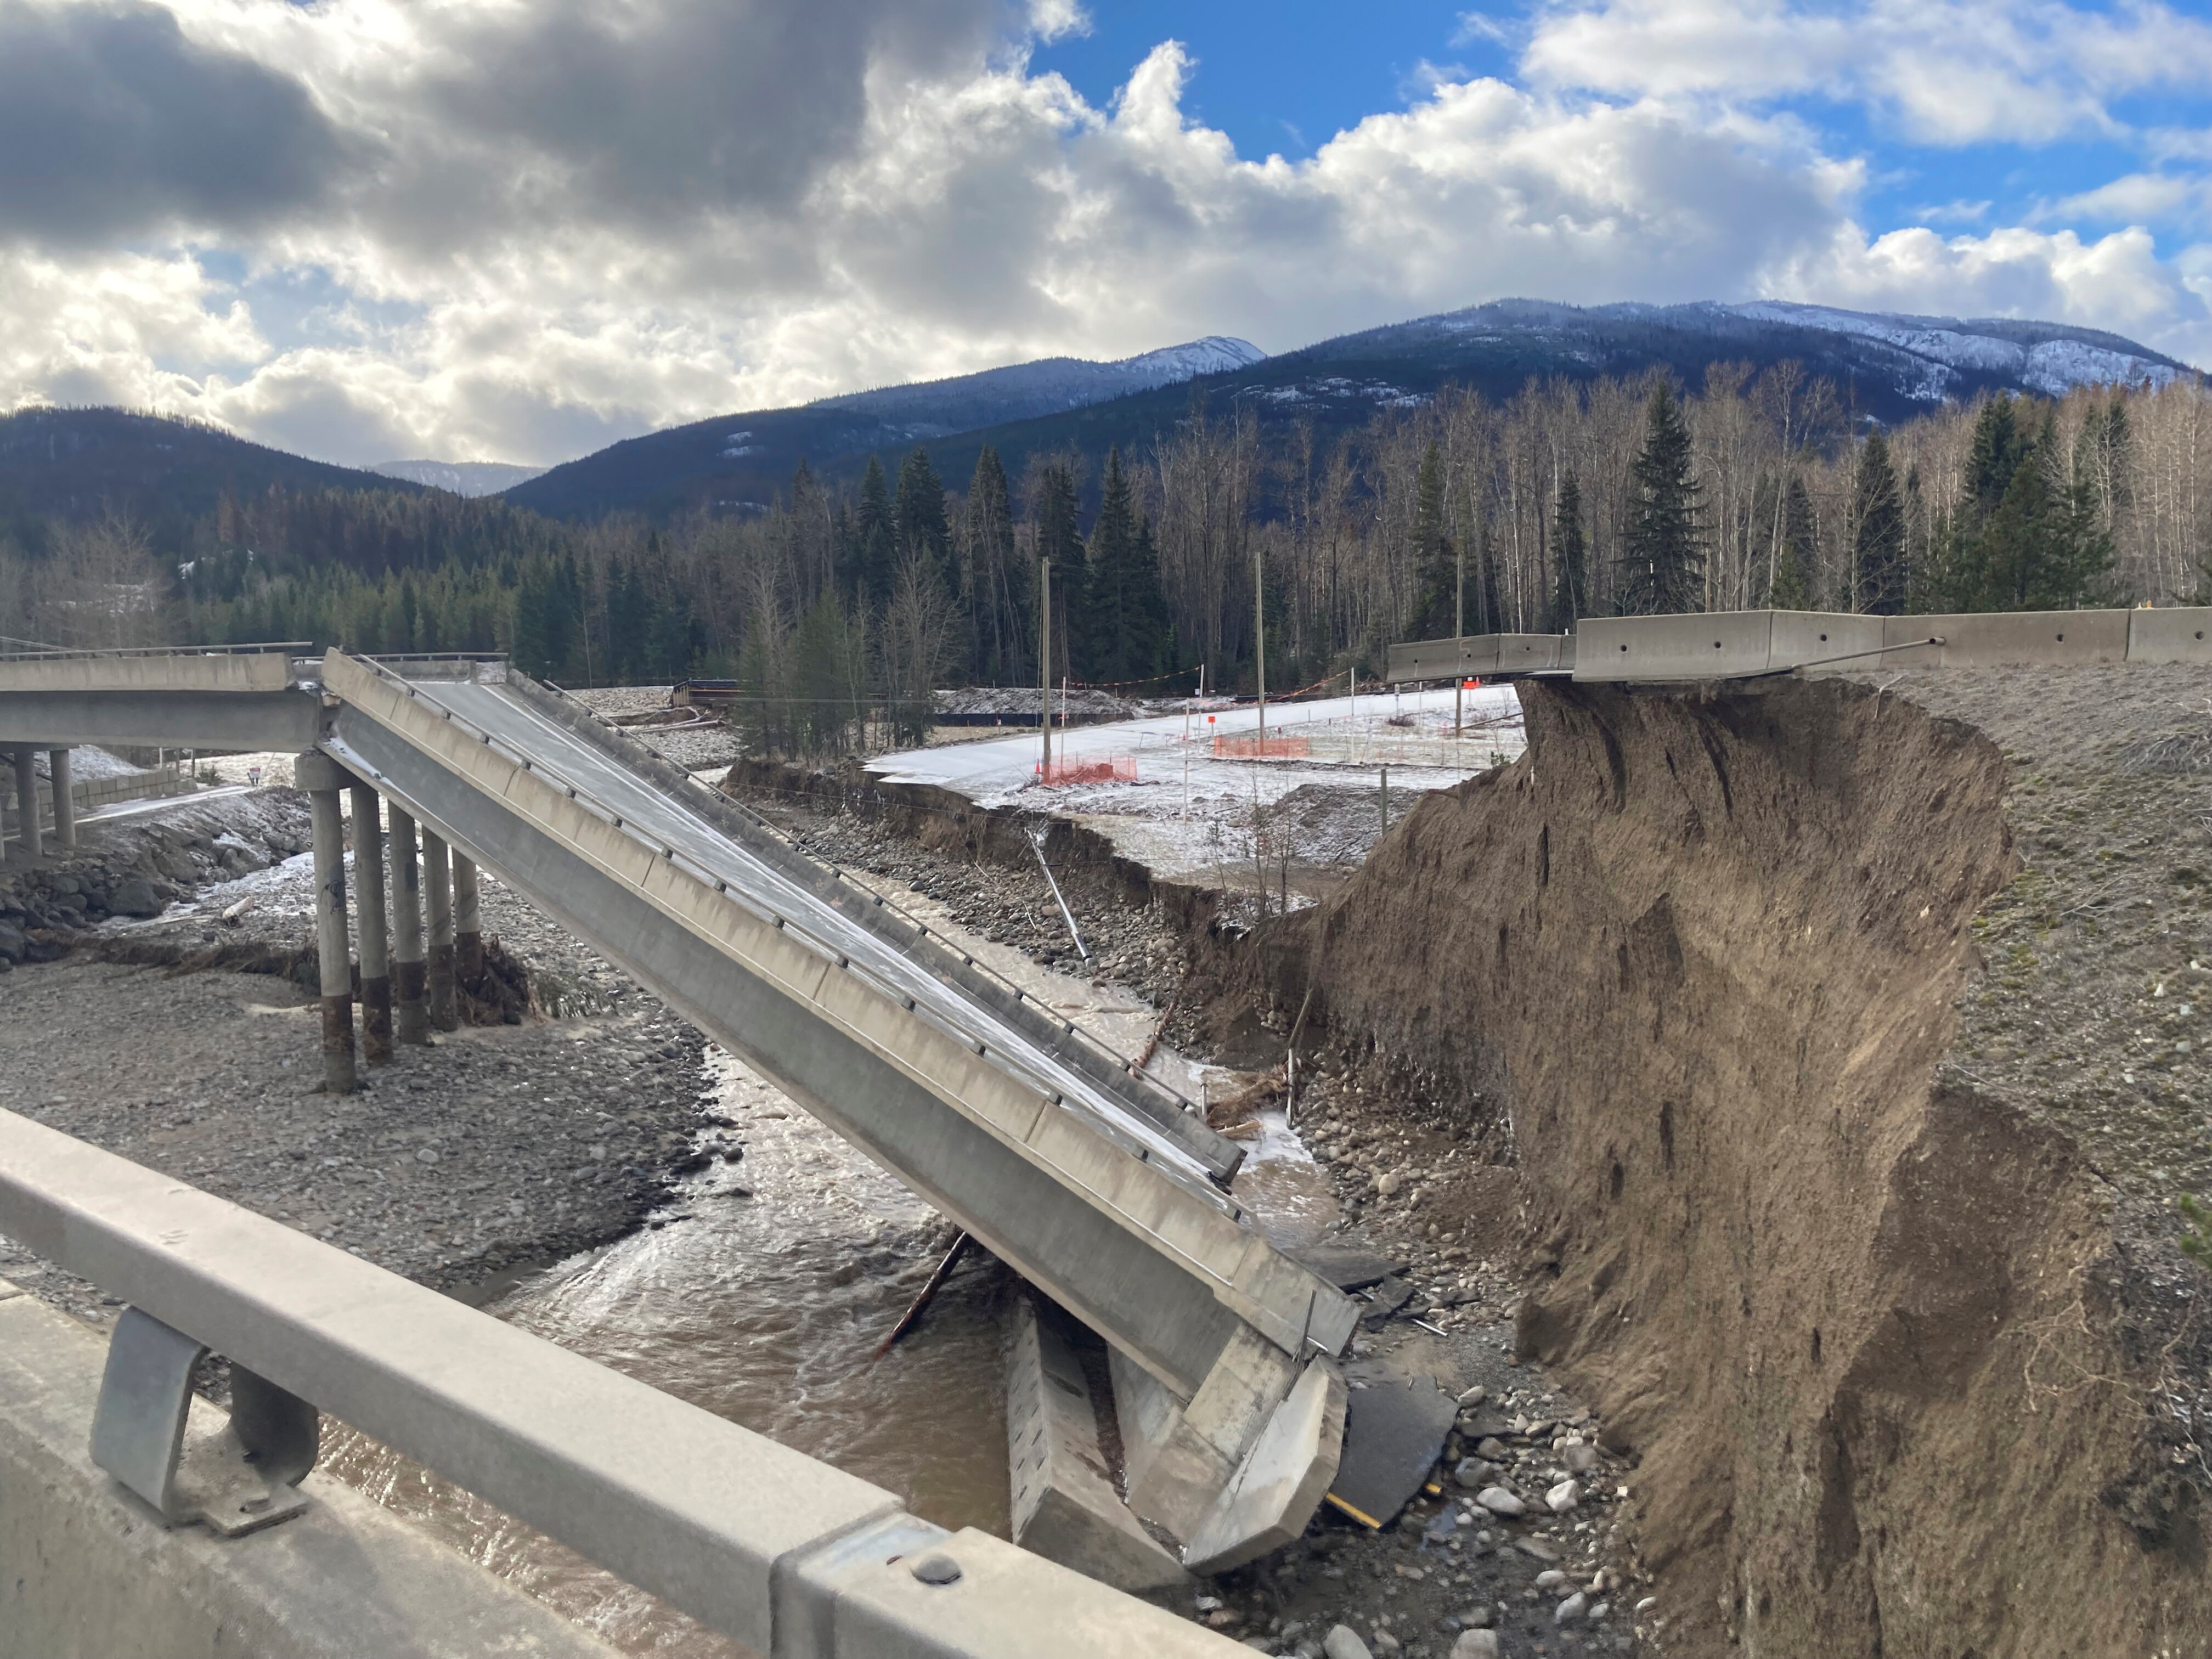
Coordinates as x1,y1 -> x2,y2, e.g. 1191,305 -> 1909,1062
422,830 -> 459,1032
387,808 -> 429,1046
10,747 -> 41,861
296,753 -> 356,1096
350,785 -> 392,1065
46,748 -> 74,848
452,852 -> 482,983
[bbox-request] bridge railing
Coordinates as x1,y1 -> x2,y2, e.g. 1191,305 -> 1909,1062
0,641 -> 311,663
0,1106 -> 1239,1658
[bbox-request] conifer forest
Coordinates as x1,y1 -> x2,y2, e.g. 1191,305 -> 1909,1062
4,364 -> 2207,758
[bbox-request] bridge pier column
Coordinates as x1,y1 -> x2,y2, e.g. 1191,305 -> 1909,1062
351,785 -> 392,1065
387,808 -> 429,1045
296,753 -> 356,1096
47,748 -> 74,848
9,746 -> 42,861
453,852 -> 482,983
423,831 -> 459,1032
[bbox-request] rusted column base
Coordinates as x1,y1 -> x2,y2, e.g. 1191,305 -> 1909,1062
321,996 -> 357,1095
362,976 -> 394,1064
456,932 -> 483,983
396,961 -> 429,1046
427,945 -> 459,1032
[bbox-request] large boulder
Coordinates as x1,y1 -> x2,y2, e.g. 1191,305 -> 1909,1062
107,877 -> 165,918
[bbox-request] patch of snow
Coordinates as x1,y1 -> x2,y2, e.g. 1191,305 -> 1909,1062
372,459 -> 548,497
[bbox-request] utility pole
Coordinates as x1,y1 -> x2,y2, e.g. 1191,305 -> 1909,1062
1039,557 -> 1052,781
1254,546 -> 1267,747
1454,541 -> 1465,737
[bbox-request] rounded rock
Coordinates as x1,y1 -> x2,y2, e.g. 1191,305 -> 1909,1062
1474,1486 -> 1526,1517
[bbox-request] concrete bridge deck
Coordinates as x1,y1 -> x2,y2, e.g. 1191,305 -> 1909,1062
0,644 -> 1360,1576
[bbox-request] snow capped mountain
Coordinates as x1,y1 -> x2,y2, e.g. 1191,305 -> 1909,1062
1112,335 -> 1269,382
806,336 -> 1267,436
373,459 -> 548,496
1712,302 -> 2181,400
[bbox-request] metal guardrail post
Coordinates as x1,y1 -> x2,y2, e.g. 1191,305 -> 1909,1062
89,1305 -> 318,1535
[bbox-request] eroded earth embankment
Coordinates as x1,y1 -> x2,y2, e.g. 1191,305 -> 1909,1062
1223,676 -> 2210,1657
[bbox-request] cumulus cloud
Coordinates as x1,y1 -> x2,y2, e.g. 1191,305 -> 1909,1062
1521,0 -> 2212,146
0,0 -> 350,248
0,0 -> 2206,466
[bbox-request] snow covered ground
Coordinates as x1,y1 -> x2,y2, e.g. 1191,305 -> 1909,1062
869,684 -> 1527,883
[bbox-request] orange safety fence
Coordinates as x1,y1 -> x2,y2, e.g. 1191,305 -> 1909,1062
1212,733 -> 1311,759
1036,754 -> 1138,786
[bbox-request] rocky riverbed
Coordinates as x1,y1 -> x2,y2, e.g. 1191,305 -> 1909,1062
0,787 -> 707,1324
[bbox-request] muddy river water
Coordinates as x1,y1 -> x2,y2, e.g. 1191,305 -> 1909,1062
321,877 -> 1339,1655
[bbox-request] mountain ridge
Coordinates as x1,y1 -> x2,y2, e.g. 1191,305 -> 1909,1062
503,299 -> 2195,520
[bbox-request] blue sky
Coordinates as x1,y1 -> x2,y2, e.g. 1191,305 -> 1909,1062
2,0 -> 2209,463
1038,3 -> 1515,161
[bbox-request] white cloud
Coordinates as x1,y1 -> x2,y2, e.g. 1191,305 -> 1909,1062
1522,0 -> 2212,146
0,0 -> 2206,467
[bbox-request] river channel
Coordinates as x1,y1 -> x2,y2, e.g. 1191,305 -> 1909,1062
320,878 -> 1338,1654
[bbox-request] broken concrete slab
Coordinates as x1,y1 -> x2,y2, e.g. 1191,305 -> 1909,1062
1113,1326 -> 1301,1543
1183,1358 -> 1348,1575
1360,1276 -> 1415,1328
1008,1294 -> 1189,1593
1286,1245 -> 1409,1294
1325,1370 -> 1457,1530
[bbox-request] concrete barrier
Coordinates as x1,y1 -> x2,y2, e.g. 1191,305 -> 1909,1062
1392,608 -> 2211,685
0,652 -> 298,697
2128,607 -> 2212,665
1881,610 -> 2130,669
1577,611 -> 1782,680
0,1280 -> 623,1659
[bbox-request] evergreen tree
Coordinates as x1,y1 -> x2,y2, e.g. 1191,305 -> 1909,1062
1966,395 -> 2031,517
1032,464 -> 1084,680
1938,408 -> 2113,611
1617,385 -> 1705,614
1852,431 -> 1908,615
1409,441 -> 1456,637
1768,476 -> 1814,611
894,448 -> 951,572
1549,467 -> 1587,630
791,587 -> 865,755
1082,448 -> 1171,682
962,446 -> 1018,681
844,455 -> 894,608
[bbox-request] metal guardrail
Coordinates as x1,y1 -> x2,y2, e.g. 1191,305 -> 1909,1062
0,641 -> 311,664
0,1107 -> 1242,1657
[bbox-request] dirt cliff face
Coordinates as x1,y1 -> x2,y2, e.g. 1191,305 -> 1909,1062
1247,677 -> 2209,1656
